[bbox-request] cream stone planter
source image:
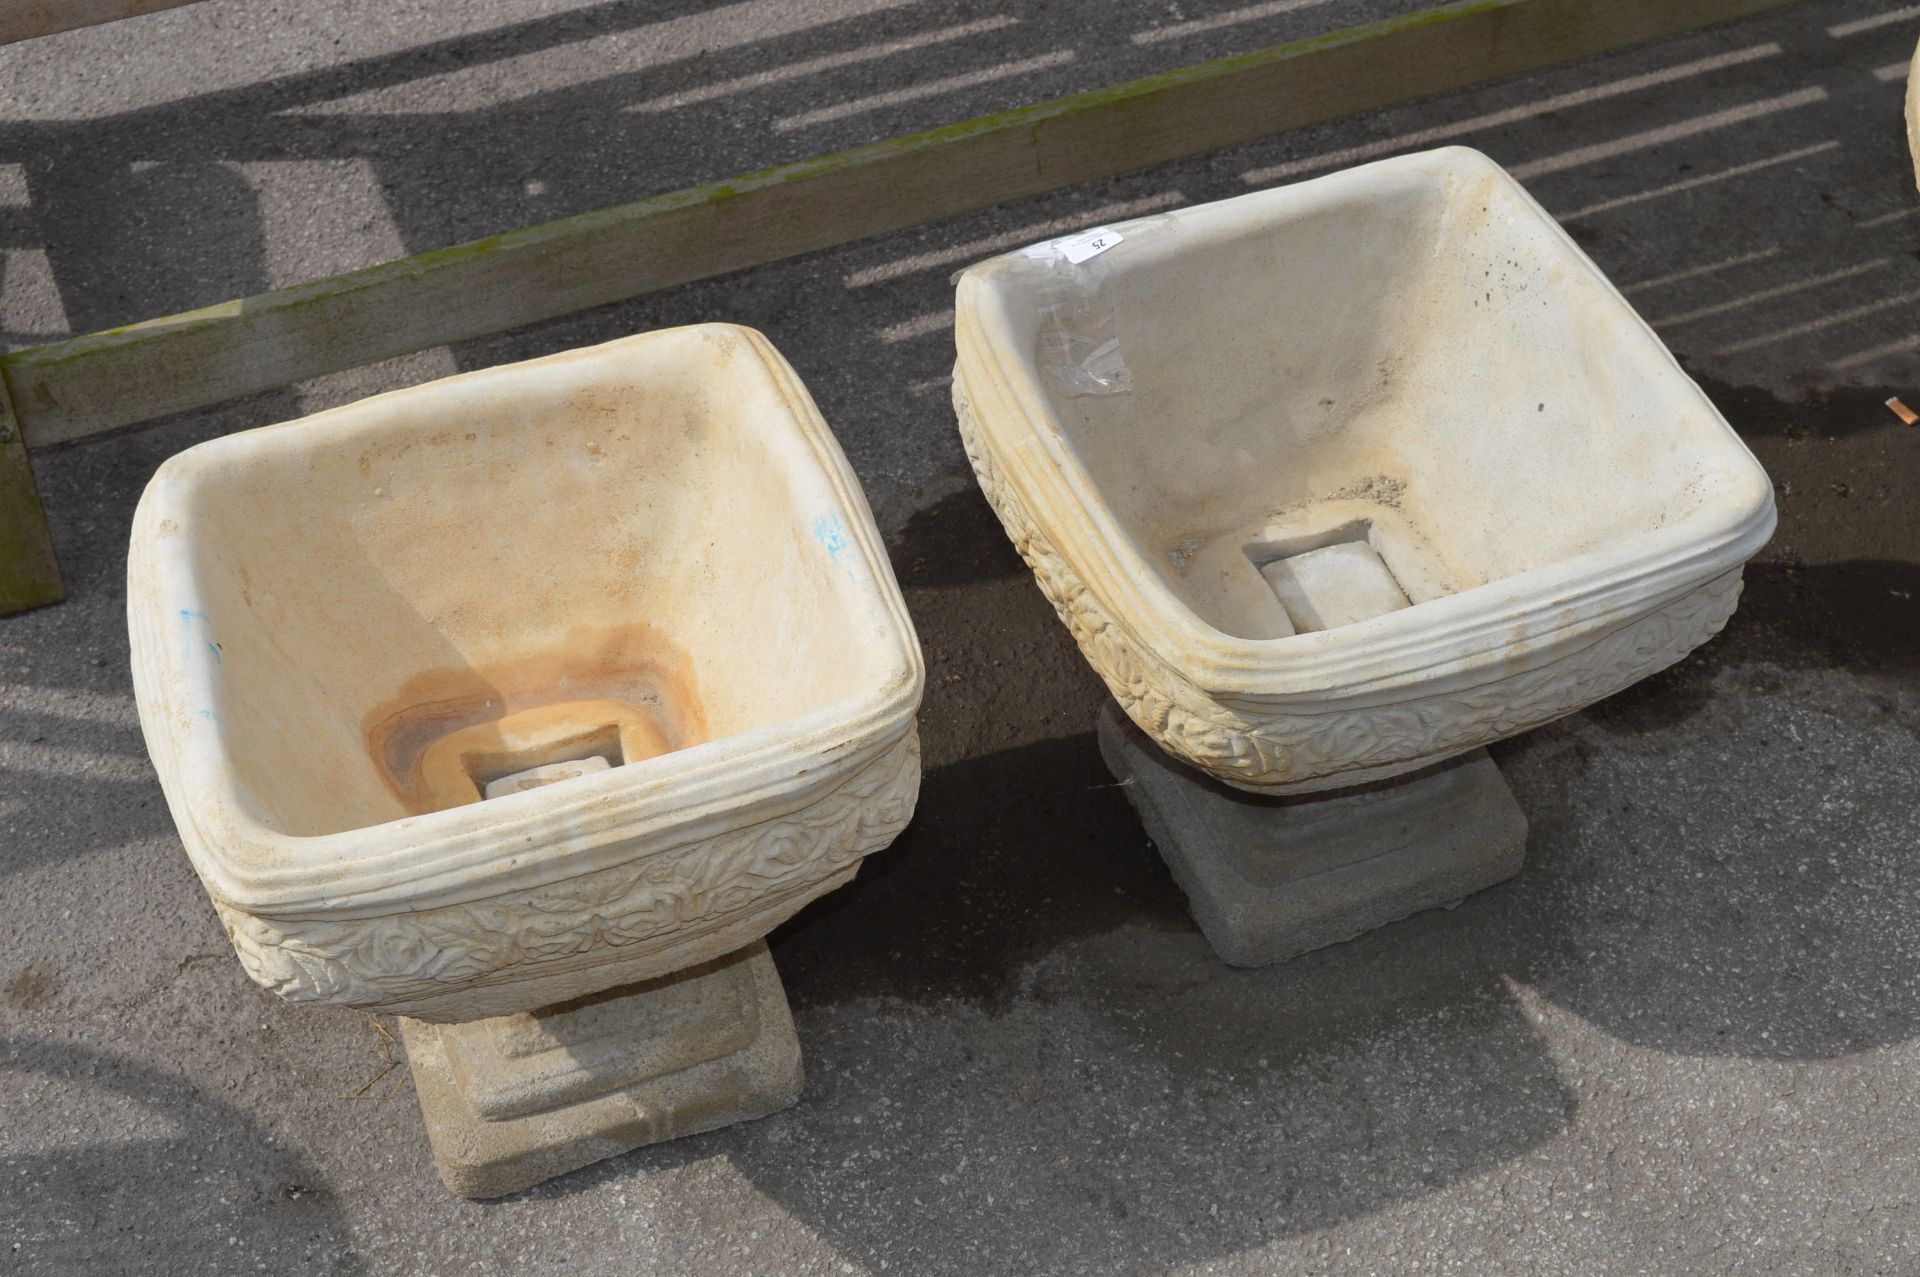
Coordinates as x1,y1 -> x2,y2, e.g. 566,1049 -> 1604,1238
1907,36 -> 1920,194
129,325 -> 923,1193
953,148 -> 1773,964
953,147 -> 1774,797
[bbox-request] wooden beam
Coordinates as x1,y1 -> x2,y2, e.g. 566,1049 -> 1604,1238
0,375 -> 63,614
7,0 -> 1803,448
0,0 -> 208,45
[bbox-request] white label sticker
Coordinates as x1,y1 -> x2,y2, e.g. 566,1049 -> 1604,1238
1022,225 -> 1126,265
1058,226 -> 1124,264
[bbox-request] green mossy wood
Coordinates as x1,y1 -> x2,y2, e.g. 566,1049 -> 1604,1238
5,0 -> 1799,450
0,374 -> 63,614
0,0 -> 1800,614
0,0 -> 210,45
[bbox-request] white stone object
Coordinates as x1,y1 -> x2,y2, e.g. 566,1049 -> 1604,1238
1258,539 -> 1412,635
1907,36 -> 1920,195
953,147 -> 1775,795
129,325 -> 925,1024
483,756 -> 612,801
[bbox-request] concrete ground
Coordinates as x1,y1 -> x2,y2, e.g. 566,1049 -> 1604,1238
6,0 -> 1920,1272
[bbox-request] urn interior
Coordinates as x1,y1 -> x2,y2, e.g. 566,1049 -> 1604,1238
130,324 -> 921,942
957,146 -> 1774,649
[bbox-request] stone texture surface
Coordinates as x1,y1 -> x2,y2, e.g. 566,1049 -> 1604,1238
953,148 -> 1774,796
125,324 -> 924,1022
1097,704 -> 1528,966
1907,37 -> 1920,195
400,942 -> 802,1200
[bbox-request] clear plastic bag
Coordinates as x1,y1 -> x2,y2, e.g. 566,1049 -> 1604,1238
955,217 -> 1173,398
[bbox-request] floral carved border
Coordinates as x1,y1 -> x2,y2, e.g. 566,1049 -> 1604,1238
955,384 -> 1742,792
215,725 -> 921,1013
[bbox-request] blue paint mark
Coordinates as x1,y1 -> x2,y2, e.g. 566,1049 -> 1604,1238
177,607 -> 222,676
194,709 -> 217,720
811,512 -> 848,562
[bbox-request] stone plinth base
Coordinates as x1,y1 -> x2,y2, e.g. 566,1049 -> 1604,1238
400,940 -> 802,1199
1097,704 -> 1528,967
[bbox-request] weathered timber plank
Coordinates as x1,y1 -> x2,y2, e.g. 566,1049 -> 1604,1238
6,0 -> 1803,447
0,0 -> 208,45
0,375 -> 63,614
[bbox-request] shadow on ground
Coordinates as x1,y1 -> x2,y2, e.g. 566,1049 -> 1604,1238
472,480 -> 1920,1270
0,1037 -> 365,1275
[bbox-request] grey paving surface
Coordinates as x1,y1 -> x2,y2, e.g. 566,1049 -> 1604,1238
9,0 -> 1920,1273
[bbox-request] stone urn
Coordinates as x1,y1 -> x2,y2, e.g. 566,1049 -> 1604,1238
1907,35 -> 1920,193
952,147 -> 1774,964
128,325 -> 924,1196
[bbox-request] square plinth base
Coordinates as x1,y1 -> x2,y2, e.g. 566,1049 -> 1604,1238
399,940 -> 803,1199
1097,704 -> 1528,967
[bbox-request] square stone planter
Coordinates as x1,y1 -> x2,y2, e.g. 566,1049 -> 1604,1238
953,148 -> 1773,963
129,325 -> 923,1192
953,147 -> 1774,797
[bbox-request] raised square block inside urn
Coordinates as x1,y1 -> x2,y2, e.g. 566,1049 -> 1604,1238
129,324 -> 923,1024
954,147 -> 1775,795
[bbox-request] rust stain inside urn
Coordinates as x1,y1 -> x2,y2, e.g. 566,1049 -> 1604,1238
363,621 -> 707,815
